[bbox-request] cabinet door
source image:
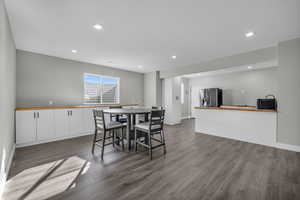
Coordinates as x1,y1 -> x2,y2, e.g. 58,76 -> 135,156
82,108 -> 95,133
36,110 -> 55,141
69,109 -> 84,135
16,111 -> 36,144
54,109 -> 69,138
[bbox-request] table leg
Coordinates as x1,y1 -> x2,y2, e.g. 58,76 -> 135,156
126,114 -> 131,151
145,113 -> 149,122
133,113 -> 136,125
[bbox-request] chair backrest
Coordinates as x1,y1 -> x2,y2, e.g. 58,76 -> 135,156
109,106 -> 122,109
109,106 -> 123,121
93,109 -> 106,131
149,109 -> 165,133
152,106 -> 163,110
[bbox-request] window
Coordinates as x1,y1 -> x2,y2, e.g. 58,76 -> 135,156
181,83 -> 184,104
84,73 -> 120,104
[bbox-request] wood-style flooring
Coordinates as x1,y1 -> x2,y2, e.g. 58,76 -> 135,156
3,119 -> 300,200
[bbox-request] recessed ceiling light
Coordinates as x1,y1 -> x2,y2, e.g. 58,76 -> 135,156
93,24 -> 103,30
245,31 -> 254,38
172,55 -> 177,59
138,65 -> 143,69
107,61 -> 113,63
248,66 -> 253,69
71,49 -> 77,53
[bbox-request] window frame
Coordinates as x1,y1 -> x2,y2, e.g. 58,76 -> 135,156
83,73 -> 120,105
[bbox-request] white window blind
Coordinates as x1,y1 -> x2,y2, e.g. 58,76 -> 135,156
84,73 -> 120,104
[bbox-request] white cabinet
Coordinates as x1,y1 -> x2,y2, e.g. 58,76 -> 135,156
36,110 -> 55,141
16,107 -> 96,147
54,109 -> 69,138
16,110 -> 36,144
82,108 -> 95,133
16,110 -> 54,145
69,109 -> 83,135
53,108 -> 85,138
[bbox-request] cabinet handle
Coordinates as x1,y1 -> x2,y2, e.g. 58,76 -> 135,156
34,112 -> 36,118
71,110 -> 72,116
37,112 -> 39,118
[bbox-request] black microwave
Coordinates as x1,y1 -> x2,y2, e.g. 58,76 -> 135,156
257,95 -> 277,110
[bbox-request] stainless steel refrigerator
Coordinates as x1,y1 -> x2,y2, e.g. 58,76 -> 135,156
199,88 -> 223,107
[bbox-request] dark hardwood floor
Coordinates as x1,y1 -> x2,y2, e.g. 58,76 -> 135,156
3,119 -> 300,200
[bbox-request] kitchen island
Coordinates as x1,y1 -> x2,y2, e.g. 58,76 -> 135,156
194,106 -> 277,148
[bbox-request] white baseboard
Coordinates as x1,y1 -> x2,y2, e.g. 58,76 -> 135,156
275,142 -> 300,152
6,144 -> 15,177
16,131 -> 94,148
0,174 -> 5,200
0,144 -> 15,199
196,131 -> 300,153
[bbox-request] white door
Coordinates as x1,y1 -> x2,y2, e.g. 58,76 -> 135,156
36,110 -> 55,141
191,87 -> 200,118
82,108 -> 95,133
69,109 -> 83,135
54,109 -> 69,138
16,110 -> 37,144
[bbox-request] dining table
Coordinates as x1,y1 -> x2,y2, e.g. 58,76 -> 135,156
103,107 -> 152,151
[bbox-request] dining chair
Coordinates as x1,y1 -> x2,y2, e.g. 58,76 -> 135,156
138,106 -> 162,123
134,109 -> 166,160
109,106 -> 127,123
92,109 -> 126,160
152,106 -> 163,110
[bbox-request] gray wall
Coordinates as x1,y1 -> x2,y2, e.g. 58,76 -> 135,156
16,50 -> 144,107
278,38 -> 300,146
0,0 -> 16,187
143,71 -> 162,107
189,67 -> 278,106
144,71 -> 157,107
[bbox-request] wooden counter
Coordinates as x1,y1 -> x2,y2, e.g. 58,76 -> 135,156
194,106 -> 277,113
16,104 -> 139,111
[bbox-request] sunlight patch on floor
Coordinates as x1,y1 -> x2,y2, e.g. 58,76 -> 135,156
2,156 -> 90,200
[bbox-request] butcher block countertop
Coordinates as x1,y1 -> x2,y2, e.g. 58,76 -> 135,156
194,105 -> 277,113
16,104 -> 139,111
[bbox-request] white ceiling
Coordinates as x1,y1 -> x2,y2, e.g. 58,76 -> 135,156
5,0 -> 300,73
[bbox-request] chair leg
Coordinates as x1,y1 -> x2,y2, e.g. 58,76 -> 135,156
135,128 -> 138,152
117,130 -> 120,146
112,130 -> 115,148
121,128 -> 125,150
162,130 -> 167,154
92,129 -> 97,154
101,131 -> 106,160
149,132 -> 152,160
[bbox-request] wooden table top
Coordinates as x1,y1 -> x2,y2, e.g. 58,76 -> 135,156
103,107 -> 151,114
